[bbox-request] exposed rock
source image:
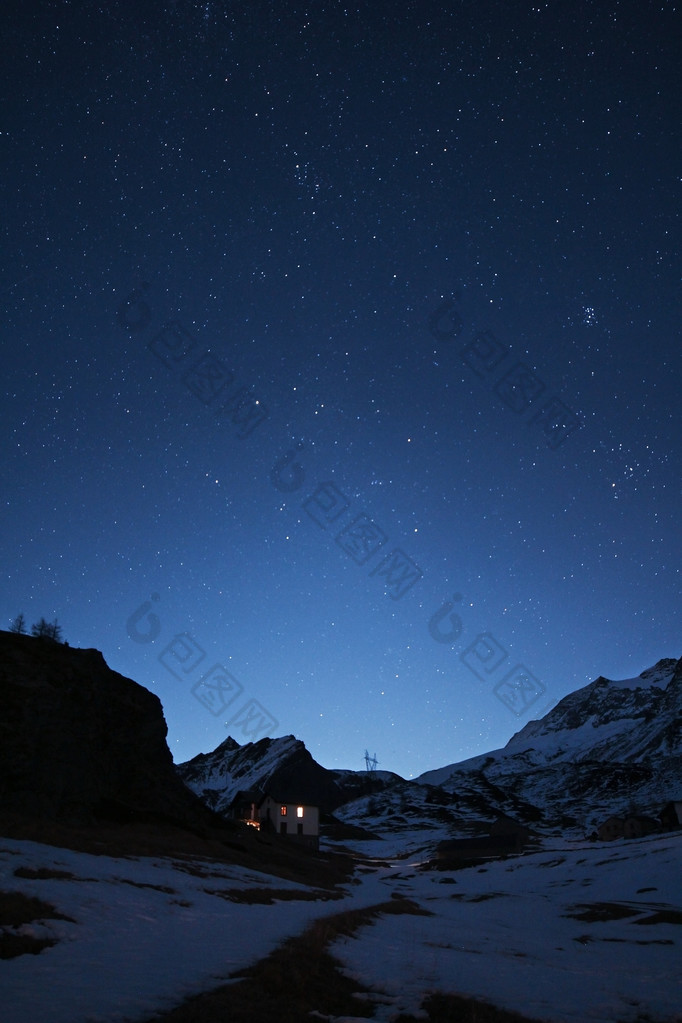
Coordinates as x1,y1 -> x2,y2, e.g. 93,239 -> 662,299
418,655 -> 682,834
178,734 -> 344,813
179,656 -> 682,841
0,630 -> 215,828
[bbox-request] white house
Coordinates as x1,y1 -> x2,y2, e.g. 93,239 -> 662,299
259,795 -> 320,849
229,789 -> 320,850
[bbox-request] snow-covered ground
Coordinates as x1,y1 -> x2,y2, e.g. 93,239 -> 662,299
333,832 -> 682,1023
1,830 -> 680,1022
0,837 -> 355,1023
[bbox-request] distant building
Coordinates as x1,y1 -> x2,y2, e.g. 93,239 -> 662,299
596,814 -> 659,841
597,816 -> 625,841
229,789 -> 320,850
260,795 -> 320,849
623,815 -> 659,839
230,789 -> 262,827
660,800 -> 682,830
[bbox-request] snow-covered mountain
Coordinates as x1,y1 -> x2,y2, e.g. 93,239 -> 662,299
178,657 -> 682,843
4,647 -> 682,1023
177,734 -> 346,814
418,656 -> 682,834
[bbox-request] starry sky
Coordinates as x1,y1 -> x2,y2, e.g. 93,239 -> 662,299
2,1 -> 680,778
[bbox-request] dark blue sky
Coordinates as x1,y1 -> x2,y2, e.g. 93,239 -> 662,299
2,1 -> 679,777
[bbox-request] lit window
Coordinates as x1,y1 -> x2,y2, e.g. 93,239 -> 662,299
296,806 -> 304,818
280,805 -> 287,816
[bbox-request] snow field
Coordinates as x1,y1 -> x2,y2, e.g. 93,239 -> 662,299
1,831 -> 680,1023
332,833 -> 682,1023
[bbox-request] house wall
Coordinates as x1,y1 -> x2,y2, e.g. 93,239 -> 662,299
660,801 -> 682,830
598,815 -> 660,840
260,797 -> 319,838
597,817 -> 625,841
623,816 -> 658,838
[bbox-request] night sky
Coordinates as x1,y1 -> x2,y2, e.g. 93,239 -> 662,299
2,1 -> 679,777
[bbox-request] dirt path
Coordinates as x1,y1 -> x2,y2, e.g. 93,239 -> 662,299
143,886 -> 540,1023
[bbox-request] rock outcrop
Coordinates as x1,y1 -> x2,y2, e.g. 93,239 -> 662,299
0,630 -> 214,827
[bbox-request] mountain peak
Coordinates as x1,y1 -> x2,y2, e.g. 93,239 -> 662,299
177,733 -> 342,813
417,655 -> 682,833
513,656 -> 681,736
594,656 -> 681,692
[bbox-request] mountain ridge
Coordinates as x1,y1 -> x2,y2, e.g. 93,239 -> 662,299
420,656 -> 682,779
178,655 -> 682,841
414,655 -> 682,834
1,628 -> 679,847
177,733 -> 345,813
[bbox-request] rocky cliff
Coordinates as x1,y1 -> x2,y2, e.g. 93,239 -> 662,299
0,630 -> 214,827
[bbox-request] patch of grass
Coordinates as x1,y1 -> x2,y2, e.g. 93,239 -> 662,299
14,866 -> 76,880
0,931 -> 58,959
0,890 -> 74,960
615,1015 -> 674,1023
595,937 -> 674,946
169,860 -> 213,878
465,892 -> 508,903
144,897 -> 430,1023
634,908 -> 682,926
564,901 -> 642,922
394,990 -> 542,1021
117,878 -> 175,893
0,812 -> 356,891
204,886 -> 342,905
0,891 -> 73,927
